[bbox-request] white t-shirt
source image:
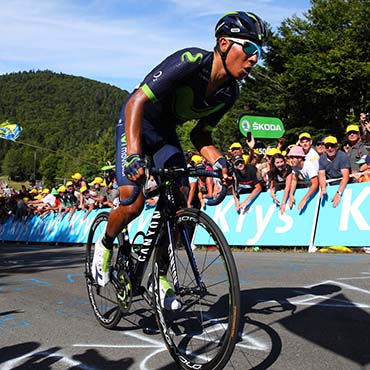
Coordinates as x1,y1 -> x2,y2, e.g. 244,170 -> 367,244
305,147 -> 320,172
41,194 -> 56,206
293,159 -> 318,183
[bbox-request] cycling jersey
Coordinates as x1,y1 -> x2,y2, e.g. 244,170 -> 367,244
116,47 -> 239,186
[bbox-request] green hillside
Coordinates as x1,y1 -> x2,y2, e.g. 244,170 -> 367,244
0,70 -> 129,182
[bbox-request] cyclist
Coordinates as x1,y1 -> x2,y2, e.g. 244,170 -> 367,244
92,11 -> 268,309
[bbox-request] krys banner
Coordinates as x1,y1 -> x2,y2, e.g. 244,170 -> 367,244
239,114 -> 285,139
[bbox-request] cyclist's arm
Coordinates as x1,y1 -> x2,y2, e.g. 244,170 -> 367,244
125,88 -> 150,156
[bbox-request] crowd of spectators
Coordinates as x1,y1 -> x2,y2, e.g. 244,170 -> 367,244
0,169 -> 120,223
1,112 -> 370,222
186,112 -> 370,214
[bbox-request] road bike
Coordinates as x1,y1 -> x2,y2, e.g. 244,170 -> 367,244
85,166 -> 241,370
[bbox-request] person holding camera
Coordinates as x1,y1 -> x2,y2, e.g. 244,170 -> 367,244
360,112 -> 370,143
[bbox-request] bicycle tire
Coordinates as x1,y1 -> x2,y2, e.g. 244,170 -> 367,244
85,211 -> 124,329
152,208 -> 240,370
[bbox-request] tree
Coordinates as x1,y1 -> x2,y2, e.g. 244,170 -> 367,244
266,0 -> 370,134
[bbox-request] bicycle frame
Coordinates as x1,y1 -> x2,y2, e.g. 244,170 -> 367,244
114,179 -> 204,297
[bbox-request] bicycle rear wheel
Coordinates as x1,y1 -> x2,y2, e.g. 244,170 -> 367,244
152,208 -> 240,370
85,211 -> 124,329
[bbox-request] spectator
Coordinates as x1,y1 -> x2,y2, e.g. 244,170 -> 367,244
341,138 -> 351,153
319,136 -> 351,208
231,155 -> 262,213
298,132 -> 320,171
344,124 -> 368,173
315,137 -> 327,156
259,147 -> 281,189
57,185 -> 69,218
269,153 -> 294,214
228,142 -> 249,164
26,188 -> 56,216
359,112 -> 370,142
71,172 -> 87,192
187,154 -> 200,208
78,185 -> 90,211
83,177 -> 109,219
103,184 -> 119,209
287,145 -> 319,211
354,155 -> 370,183
64,181 -> 78,219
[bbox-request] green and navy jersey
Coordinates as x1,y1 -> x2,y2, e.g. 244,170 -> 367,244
135,47 -> 239,128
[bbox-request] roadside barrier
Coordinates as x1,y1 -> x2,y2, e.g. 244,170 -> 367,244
1,182 -> 369,251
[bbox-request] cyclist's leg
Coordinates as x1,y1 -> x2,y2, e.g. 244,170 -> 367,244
151,141 -> 188,310
92,110 -> 145,286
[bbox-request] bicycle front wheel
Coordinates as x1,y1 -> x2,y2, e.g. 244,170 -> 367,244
153,208 -> 240,370
85,211 -> 124,329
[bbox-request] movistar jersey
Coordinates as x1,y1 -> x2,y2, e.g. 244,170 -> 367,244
116,47 -> 239,187
137,47 -> 239,128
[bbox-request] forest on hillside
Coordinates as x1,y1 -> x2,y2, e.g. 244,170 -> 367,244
0,70 -> 129,182
0,0 -> 369,183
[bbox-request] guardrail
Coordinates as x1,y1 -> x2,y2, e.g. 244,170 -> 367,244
1,182 -> 369,251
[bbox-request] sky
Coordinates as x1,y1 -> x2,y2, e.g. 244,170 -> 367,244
1,0 -> 312,92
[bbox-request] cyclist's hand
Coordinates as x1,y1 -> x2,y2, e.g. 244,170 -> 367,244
213,156 -> 233,186
124,154 -> 146,183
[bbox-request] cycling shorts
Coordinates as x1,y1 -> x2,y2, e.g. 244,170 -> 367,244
115,107 -> 188,187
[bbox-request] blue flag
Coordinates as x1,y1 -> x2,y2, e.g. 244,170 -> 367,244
0,121 -> 22,141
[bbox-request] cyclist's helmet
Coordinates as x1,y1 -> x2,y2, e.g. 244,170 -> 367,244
215,11 -> 268,46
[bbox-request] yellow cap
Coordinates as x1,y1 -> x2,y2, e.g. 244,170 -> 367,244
299,132 -> 312,140
265,148 -> 281,156
191,155 -> 203,165
228,142 -> 242,151
324,136 -> 338,145
66,181 -> 73,187
34,194 -> 42,200
57,185 -> 66,193
71,172 -> 82,180
29,188 -> 38,194
41,188 -> 50,194
345,124 -> 360,133
89,176 -> 104,186
80,186 -> 88,193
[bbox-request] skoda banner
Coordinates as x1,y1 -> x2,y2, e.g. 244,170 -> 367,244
239,114 -> 285,139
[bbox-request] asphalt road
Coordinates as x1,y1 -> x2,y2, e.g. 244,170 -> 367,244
1,243 -> 370,370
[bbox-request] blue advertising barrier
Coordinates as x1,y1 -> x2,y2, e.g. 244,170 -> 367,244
314,182 -> 370,246
1,182 -> 369,248
195,188 -> 317,246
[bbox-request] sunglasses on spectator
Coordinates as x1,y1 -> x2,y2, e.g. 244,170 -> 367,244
230,147 -> 240,151
324,143 -> 337,149
226,38 -> 262,59
347,131 -> 359,135
316,142 -> 325,146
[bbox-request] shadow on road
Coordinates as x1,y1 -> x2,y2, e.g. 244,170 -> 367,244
236,283 -> 370,369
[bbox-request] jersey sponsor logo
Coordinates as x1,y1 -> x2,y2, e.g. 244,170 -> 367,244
173,86 -> 225,120
152,71 -> 162,81
181,51 -> 203,64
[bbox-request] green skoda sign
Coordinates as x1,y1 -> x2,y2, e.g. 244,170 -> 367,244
238,114 -> 285,139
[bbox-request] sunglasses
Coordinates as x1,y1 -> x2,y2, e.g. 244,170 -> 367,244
324,144 -> 337,149
230,147 -> 241,151
347,131 -> 359,135
226,37 -> 262,59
